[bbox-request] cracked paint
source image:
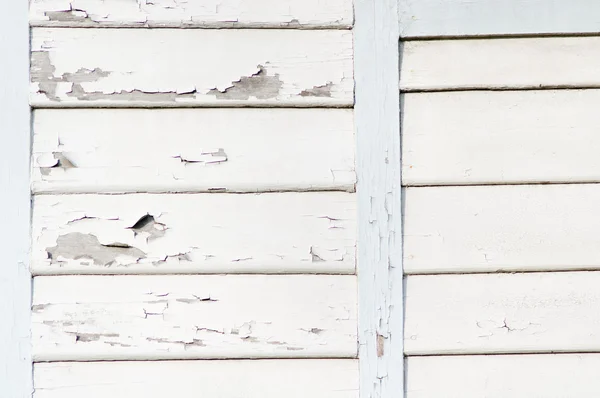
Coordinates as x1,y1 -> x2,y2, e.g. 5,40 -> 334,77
32,275 -> 357,361
29,0 -> 353,28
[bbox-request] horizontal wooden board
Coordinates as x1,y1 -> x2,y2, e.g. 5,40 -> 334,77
402,90 -> 600,185
405,272 -> 600,355
399,0 -> 600,38
32,275 -> 357,361
32,108 -> 355,193
406,354 -> 600,398
404,184 -> 600,274
30,0 -> 353,28
32,193 -> 356,275
34,360 -> 358,398
31,28 -> 354,107
400,37 -> 600,91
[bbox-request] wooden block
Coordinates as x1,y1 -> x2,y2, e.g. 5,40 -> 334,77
404,184 -> 600,274
32,108 -> 355,193
402,90 -> 600,185
400,37 -> 600,91
406,354 -> 600,398
32,192 -> 356,275
30,0 -> 353,28
31,28 -> 354,107
32,275 -> 357,361
405,272 -> 600,355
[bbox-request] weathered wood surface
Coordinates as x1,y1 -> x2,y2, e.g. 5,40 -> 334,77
30,0 -> 353,28
32,193 -> 356,275
355,0 -> 404,397
1,0 -> 32,395
400,37 -> 600,91
32,108 -> 355,193
32,275 -> 357,361
31,28 -> 354,107
404,184 -> 600,274
399,0 -> 600,38
406,354 -> 600,398
405,272 -> 600,355
34,360 -> 359,398
402,90 -> 600,186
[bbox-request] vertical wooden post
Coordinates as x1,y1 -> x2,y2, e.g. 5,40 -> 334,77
0,1 -> 32,396
354,1 -> 404,397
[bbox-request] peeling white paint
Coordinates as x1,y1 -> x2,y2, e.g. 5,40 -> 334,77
34,360 -> 359,398
30,28 -> 354,107
32,108 -> 355,193
32,275 -> 357,361
30,0 -> 353,28
32,193 -> 356,274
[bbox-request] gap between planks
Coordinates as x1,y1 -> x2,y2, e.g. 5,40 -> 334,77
399,85 -> 600,93
400,32 -> 600,41
29,22 -> 353,30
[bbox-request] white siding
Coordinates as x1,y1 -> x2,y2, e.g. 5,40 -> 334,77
32,193 -> 356,275
405,272 -> 600,355
31,29 -> 354,107
30,0 -> 353,28
402,90 -> 600,186
32,108 -> 355,193
28,0 -> 358,395
407,354 -> 600,398
34,360 -> 359,398
400,37 -> 600,91
403,184 -> 600,274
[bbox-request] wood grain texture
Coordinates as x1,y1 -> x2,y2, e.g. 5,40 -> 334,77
400,37 -> 600,91
399,0 -> 600,38
32,193 -> 356,275
405,272 -> 600,355
1,0 -> 32,395
32,108 -> 355,193
355,0 -> 404,397
402,90 -> 600,186
406,354 -> 600,398
32,275 -> 357,361
31,28 -> 354,107
30,0 -> 353,28
34,360 -> 359,398
404,184 -> 600,274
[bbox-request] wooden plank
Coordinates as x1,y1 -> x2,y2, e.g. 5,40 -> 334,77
402,90 -> 600,186
32,108 -> 355,194
32,192 -> 356,275
404,184 -> 600,274
1,0 -> 32,396
34,360 -> 359,398
30,0 -> 353,29
406,354 -> 600,398
399,0 -> 600,38
32,275 -> 357,361
31,28 -> 353,107
405,272 -> 600,355
400,37 -> 600,91
355,0 -> 404,397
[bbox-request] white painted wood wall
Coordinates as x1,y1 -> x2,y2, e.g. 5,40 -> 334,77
29,1 -> 359,396
401,1 -> 600,396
